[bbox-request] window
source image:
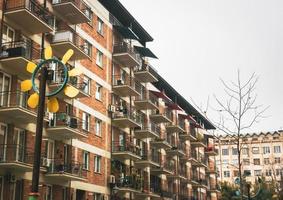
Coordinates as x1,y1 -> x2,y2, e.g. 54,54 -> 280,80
276,169 -> 283,176
232,147 -> 238,155
243,159 -> 250,165
94,155 -> 101,173
244,170 -> 251,176
93,193 -> 103,200
264,158 -> 270,165
253,158 -> 260,165
232,159 -> 238,165
263,146 -> 270,154
95,119 -> 102,136
275,157 -> 281,164
222,159 -> 228,165
242,148 -> 249,155
84,6 -> 93,21
96,49 -> 103,67
82,112 -> 90,131
45,185 -> 52,200
83,76 -> 91,94
83,151 -> 90,170
265,169 -> 272,176
95,83 -> 102,100
224,171 -> 230,177
252,147 -> 259,154
254,170 -> 262,176
97,17 -> 104,35
274,146 -> 281,153
222,149 -> 229,156
83,41 -> 92,56
2,24 -> 15,43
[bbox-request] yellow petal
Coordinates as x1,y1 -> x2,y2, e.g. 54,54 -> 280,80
27,93 -> 39,109
47,97 -> 59,113
21,80 -> 32,92
61,49 -> 74,64
44,46 -> 52,60
68,68 -> 82,77
64,85 -> 79,98
26,62 -> 37,73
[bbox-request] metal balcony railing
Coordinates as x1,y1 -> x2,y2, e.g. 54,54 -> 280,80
47,159 -> 86,178
113,41 -> 142,65
136,87 -> 158,105
0,90 -> 35,111
139,122 -> 161,137
116,175 -> 143,191
49,112 -> 89,133
112,142 -> 142,157
52,0 -> 88,13
113,106 -> 142,124
143,181 -> 161,194
160,190 -> 173,198
113,75 -> 141,93
5,0 -> 54,27
0,40 -> 40,60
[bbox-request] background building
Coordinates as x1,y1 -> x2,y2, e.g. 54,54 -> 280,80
0,0 -> 218,199
216,131 -> 283,188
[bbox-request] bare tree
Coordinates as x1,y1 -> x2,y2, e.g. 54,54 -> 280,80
213,70 -> 268,199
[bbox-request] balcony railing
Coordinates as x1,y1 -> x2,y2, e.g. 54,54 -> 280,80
116,175 -> 143,191
5,0 -> 54,27
140,123 -> 161,137
0,40 -> 40,60
135,87 -> 158,110
134,63 -> 158,83
113,106 -> 142,124
160,190 -> 173,198
113,74 -> 141,96
143,181 -> 161,195
112,142 -> 142,157
113,41 -> 142,66
0,144 -> 33,165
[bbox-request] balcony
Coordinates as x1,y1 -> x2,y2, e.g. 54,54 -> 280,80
0,91 -> 48,127
191,134 -> 207,148
134,63 -> 158,83
160,190 -> 174,199
151,160 -> 174,175
151,134 -> 172,149
0,144 -> 33,172
45,159 -> 87,182
112,75 -> 141,97
47,112 -> 88,140
52,0 -> 90,24
179,131 -> 197,141
135,152 -> 160,169
134,89 -> 158,110
112,106 -> 142,128
207,182 -> 221,193
206,160 -> 217,174
113,42 -> 142,68
5,0 -> 54,34
192,178 -> 208,189
167,143 -> 186,157
51,30 -> 90,60
150,109 -> 173,123
112,142 -> 142,161
136,181 -> 161,199
134,123 -> 160,139
205,145 -> 218,156
113,175 -> 142,195
0,40 -> 40,79
166,119 -> 185,133
190,153 -> 207,168
49,72 -> 91,99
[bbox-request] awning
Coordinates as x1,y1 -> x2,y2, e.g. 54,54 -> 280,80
114,25 -> 139,40
149,90 -> 170,101
166,102 -> 182,110
134,46 -> 158,58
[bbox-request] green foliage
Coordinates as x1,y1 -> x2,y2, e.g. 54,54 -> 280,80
220,182 -> 240,200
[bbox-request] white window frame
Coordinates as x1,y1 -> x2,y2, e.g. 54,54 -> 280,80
274,146 -> 281,153
263,146 -> 270,154
223,171 -> 230,177
82,112 -> 90,131
45,185 -> 53,200
96,50 -> 103,68
97,17 -> 104,35
94,155 -> 101,173
95,119 -> 102,137
83,151 -> 90,170
95,83 -> 102,101
83,76 -> 91,95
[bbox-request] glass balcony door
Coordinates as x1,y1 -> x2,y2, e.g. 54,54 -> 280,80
13,128 -> 26,162
0,72 -> 11,106
0,124 -> 7,161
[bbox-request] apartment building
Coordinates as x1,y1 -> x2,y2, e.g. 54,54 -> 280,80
216,131 -> 283,188
0,0 -> 218,199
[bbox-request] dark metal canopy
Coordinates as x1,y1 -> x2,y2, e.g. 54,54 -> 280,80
98,0 -> 153,45
113,25 -> 139,40
134,46 -> 158,58
152,73 -> 216,130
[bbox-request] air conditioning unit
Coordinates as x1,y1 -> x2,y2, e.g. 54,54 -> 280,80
108,105 -> 115,113
110,175 -> 116,184
42,157 -> 51,167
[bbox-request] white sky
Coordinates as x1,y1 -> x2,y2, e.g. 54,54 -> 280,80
119,0 -> 283,133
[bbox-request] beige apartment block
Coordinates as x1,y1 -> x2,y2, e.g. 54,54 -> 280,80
215,131 -> 283,188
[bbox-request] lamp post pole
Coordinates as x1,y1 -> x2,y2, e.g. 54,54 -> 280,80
29,67 -> 48,200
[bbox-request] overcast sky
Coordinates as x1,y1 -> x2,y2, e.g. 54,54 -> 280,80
119,0 -> 283,133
